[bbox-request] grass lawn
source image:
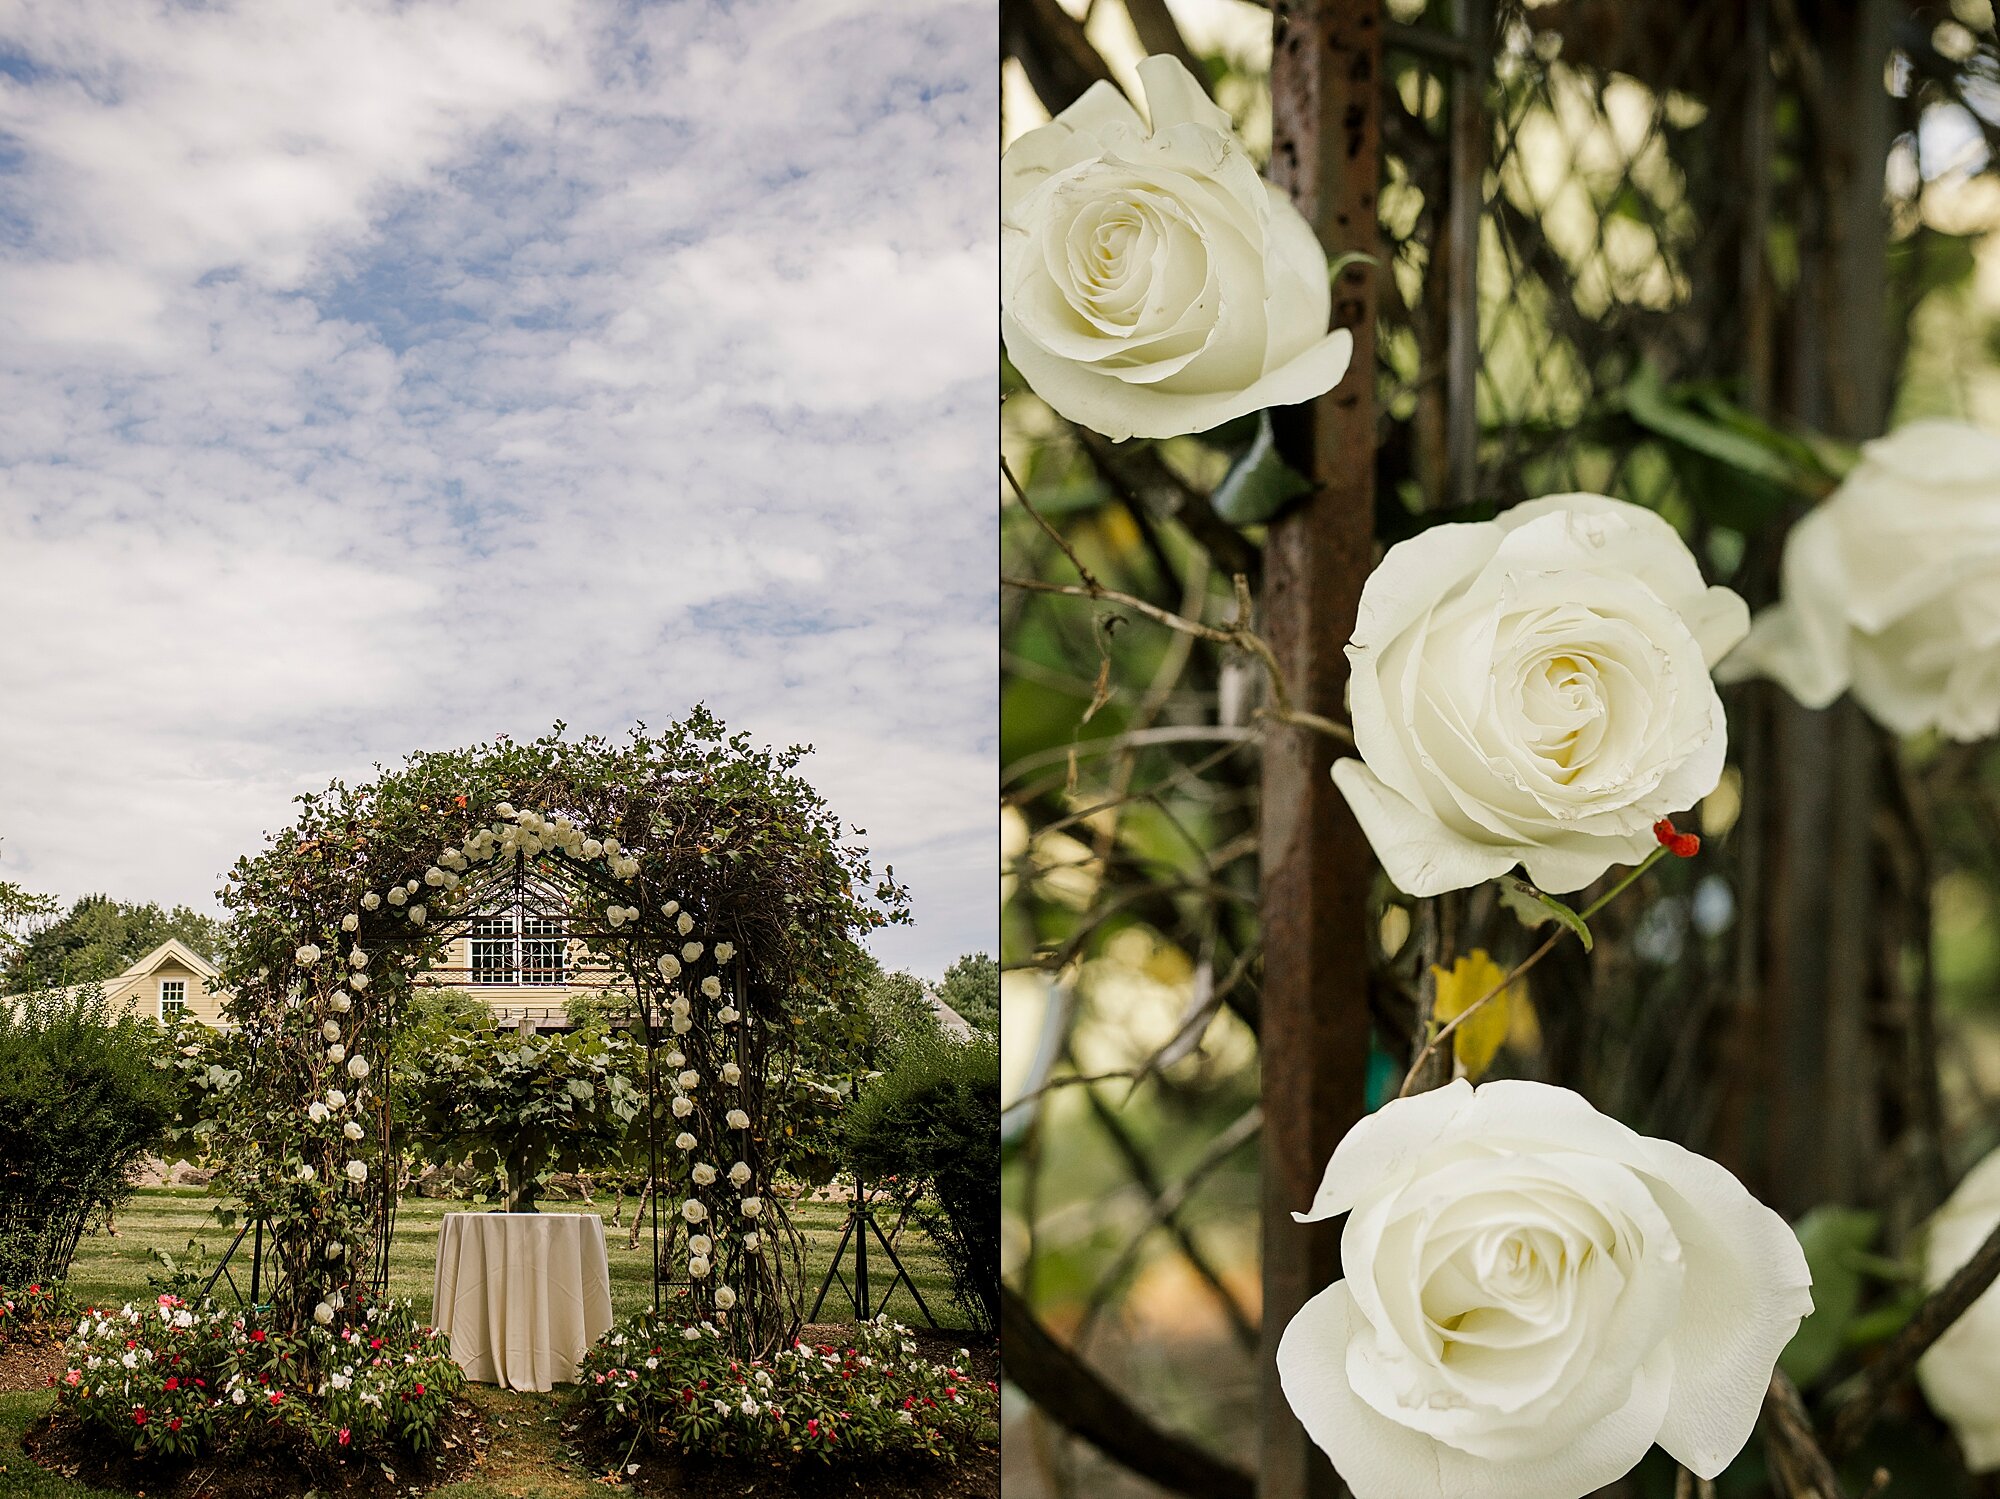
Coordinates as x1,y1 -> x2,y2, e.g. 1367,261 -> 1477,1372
1,1186 -> 978,1498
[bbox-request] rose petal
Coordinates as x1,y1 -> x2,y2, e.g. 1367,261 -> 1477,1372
1330,759 -> 1520,898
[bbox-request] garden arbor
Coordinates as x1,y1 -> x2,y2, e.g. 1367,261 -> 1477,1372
207,716 -> 904,1358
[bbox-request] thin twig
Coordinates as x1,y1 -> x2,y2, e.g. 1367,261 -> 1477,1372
1828,1214 -> 2000,1454
1763,1368 -> 1849,1499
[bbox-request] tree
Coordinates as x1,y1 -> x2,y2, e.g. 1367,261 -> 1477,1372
0,893 -> 224,996
937,952 -> 998,1034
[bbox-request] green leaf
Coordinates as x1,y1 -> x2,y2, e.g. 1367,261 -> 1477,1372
1495,878 -> 1593,953
1213,410 -> 1313,525
1622,361 -> 1813,491
1781,1206 -> 1881,1387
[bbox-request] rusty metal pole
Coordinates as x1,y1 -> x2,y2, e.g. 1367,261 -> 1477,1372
1260,3 -> 1382,1497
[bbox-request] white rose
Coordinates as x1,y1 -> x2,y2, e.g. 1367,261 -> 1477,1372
726,1109 -> 750,1130
693,1163 -> 717,1186
1718,421 -> 2000,740
495,801 -> 517,819
322,1020 -> 342,1043
350,950 -> 369,969
683,1199 -> 707,1223
405,878 -> 421,894
330,994 -> 352,1012
665,1050 -> 686,1068
314,1302 -> 334,1326
1278,1079 -> 1811,1499
1000,55 -> 1352,442
689,1255 -> 710,1279
408,904 -> 426,926
682,941 -> 703,963
740,1196 -> 762,1219
341,914 -> 359,933
361,892 -> 380,910
701,976 -> 723,1000
326,1043 -> 346,1063
296,1163 -> 316,1183
675,1132 -> 697,1152
675,912 -> 693,935
345,1160 -> 367,1183
582,838 -> 603,859
1332,494 -> 1748,896
742,1231 -> 760,1254
729,1162 -> 750,1187
308,1102 -> 330,1124
689,1234 -> 712,1256
677,1069 -> 700,1089
386,887 -> 406,906
326,1241 -> 344,1261
424,866 -> 444,886
721,1063 -> 741,1086
343,1121 -> 365,1141
658,954 -> 682,981
672,1096 -> 695,1119
349,973 -> 369,992
326,1088 -> 346,1109
718,1006 -> 740,1025
714,942 -> 734,963
295,944 -> 321,968
347,1055 -> 370,1080
672,1015 -> 693,1035
715,1286 -> 736,1311
1918,1147 -> 2000,1469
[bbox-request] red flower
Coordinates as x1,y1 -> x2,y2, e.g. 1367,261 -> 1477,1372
164,1377 -> 179,1391
250,1329 -> 267,1343
338,1427 -> 351,1447
369,1337 -> 382,1350
269,1390 -> 284,1405
170,1417 -> 182,1432
133,1408 -> 147,1425
414,1383 -> 425,1396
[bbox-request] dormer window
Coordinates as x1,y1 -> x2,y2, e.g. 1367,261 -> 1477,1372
468,907 -> 566,987
160,979 -> 187,1019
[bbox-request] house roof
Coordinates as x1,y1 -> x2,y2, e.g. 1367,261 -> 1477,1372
116,938 -> 222,985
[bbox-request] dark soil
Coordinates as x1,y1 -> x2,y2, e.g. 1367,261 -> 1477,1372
568,1327 -> 1000,1498
0,1341 -> 67,1394
20,1394 -> 486,1498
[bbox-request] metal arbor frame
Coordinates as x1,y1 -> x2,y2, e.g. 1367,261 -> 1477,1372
202,819 -> 808,1356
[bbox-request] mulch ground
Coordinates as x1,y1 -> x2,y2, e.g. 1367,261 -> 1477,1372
20,1394 -> 486,1498
0,1341 -> 68,1395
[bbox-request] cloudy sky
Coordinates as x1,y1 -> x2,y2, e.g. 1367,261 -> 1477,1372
0,0 -> 995,978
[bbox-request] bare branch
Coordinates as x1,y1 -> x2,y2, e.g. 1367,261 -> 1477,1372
1001,1284 -> 1256,1499
1762,1368 -> 1849,1499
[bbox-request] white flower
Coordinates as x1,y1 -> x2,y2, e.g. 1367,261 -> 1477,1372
675,1131 -> 697,1152
295,944 -> 321,968
331,993 -> 352,1012
1001,55 -> 1352,442
615,856 -> 639,879
701,976 -> 723,1000
344,1121 -> 365,1141
681,1327 -> 701,1342
326,1088 -> 346,1109
1918,1147 -> 2000,1469
672,1015 -> 693,1035
314,1302 -> 334,1326
689,1233 -> 712,1256
715,1286 -> 736,1311
672,1095 -> 695,1119
718,1006 -> 740,1025
341,914 -> 359,933
1331,494 -> 1748,897
347,1055 -> 370,1080
349,973 -> 369,992
678,1069 -> 700,1089
326,1043 -> 346,1063
1719,421 -> 2000,740
729,1162 -> 750,1186
322,1020 -> 342,1043
665,1050 -> 686,1068
327,1241 -> 344,1261
350,949 -> 369,969
714,942 -> 734,963
386,887 -> 406,906
676,912 -> 694,936
664,899 -> 678,914
361,891 -> 381,910
232,1387 -> 247,1405
1277,1079 -> 1812,1499
727,1109 -> 750,1130
658,954 -> 682,980
688,1256 -> 710,1279
692,1164 -> 717,1186
405,878 -> 421,894
296,1163 -> 316,1183
408,904 -> 426,926
425,866 -> 444,886
345,1160 -> 368,1183
743,1231 -> 760,1253
682,941 -> 703,962
582,838 -> 603,859
496,801 -> 517,819
740,1197 -> 763,1219
602,836 -> 621,855
683,1199 -> 707,1223
721,1063 -> 741,1086
308,1102 -> 330,1124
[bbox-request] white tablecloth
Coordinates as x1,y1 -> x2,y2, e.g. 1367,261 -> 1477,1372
432,1211 -> 613,1391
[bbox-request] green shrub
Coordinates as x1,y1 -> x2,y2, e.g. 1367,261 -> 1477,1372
53,1294 -> 463,1460
0,984 -> 176,1285
574,1313 -> 994,1465
845,1031 -> 999,1332
0,1280 -> 78,1344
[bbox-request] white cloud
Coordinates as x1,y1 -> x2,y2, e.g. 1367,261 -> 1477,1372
0,0 -> 996,978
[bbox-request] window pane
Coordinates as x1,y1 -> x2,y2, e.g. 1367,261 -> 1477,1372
521,915 -> 564,986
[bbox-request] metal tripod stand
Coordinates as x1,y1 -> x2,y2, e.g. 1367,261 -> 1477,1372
807,1175 -> 939,1327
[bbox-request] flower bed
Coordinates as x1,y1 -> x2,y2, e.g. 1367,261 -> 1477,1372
48,1293 -> 464,1463
574,1314 -> 997,1467
0,1282 -> 77,1345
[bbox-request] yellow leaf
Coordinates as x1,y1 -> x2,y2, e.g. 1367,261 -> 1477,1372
1430,950 -> 1524,1082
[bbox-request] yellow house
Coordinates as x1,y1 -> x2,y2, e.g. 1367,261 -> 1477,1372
106,909 -> 630,1032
